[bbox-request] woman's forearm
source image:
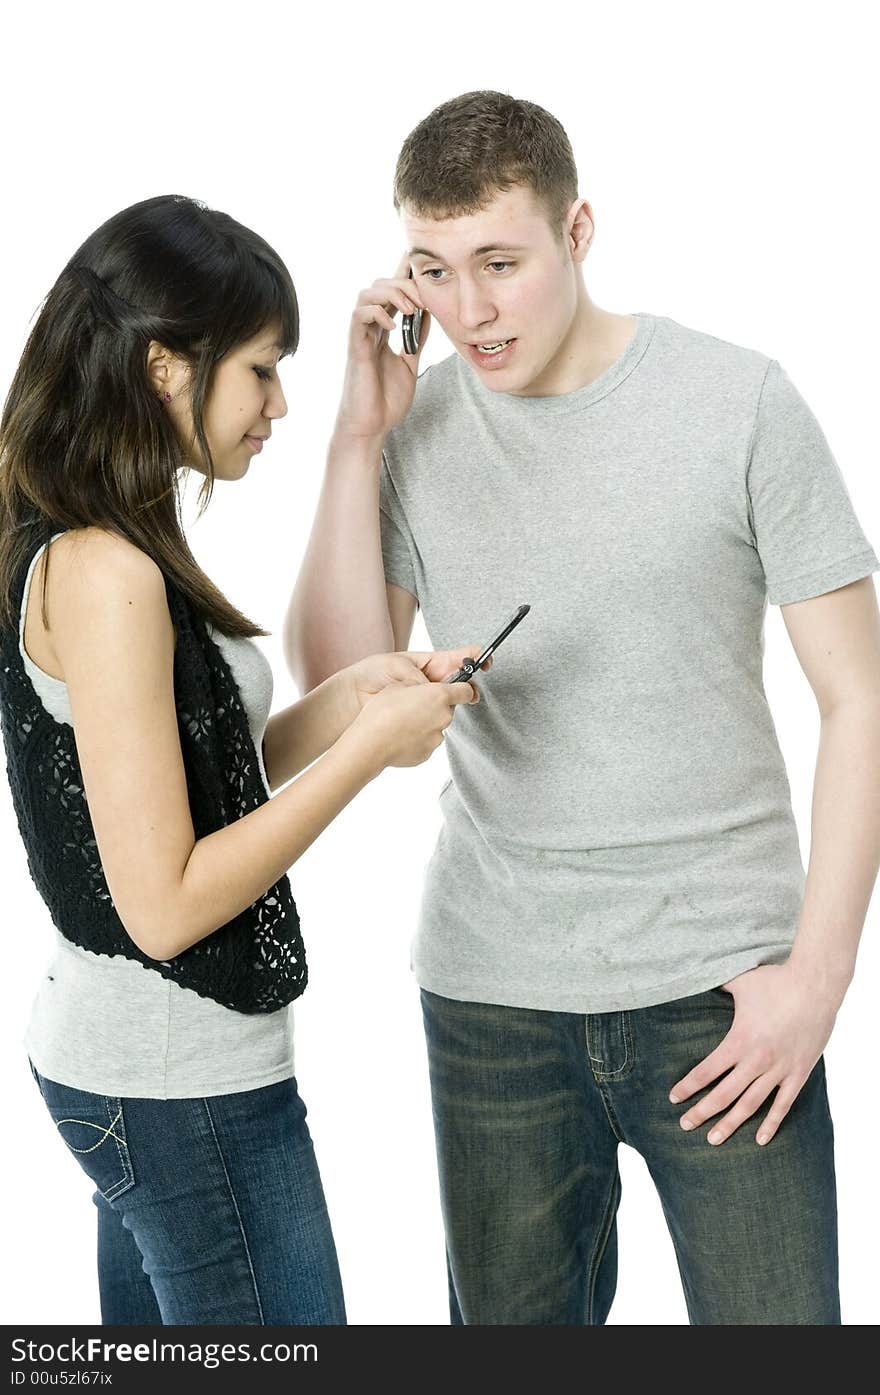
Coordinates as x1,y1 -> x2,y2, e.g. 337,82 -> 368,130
262,670 -> 355,790
159,722 -> 383,959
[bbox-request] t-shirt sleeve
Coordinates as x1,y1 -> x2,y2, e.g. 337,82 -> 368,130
379,451 -> 419,602
746,360 -> 879,605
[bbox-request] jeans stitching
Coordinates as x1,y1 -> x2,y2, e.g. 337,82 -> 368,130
52,1095 -> 135,1201
588,1013 -> 634,1081
586,1166 -> 621,1324
103,1096 -> 135,1200
202,1098 -> 265,1324
54,1108 -> 126,1154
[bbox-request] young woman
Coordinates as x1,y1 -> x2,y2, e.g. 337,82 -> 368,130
0,194 -> 484,1326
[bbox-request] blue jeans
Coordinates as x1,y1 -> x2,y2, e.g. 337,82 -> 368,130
420,986 -> 840,1325
28,1065 -> 346,1325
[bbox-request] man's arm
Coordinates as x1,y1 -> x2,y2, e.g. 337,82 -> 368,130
386,581 -> 419,652
780,574 -> 880,991
667,574 -> 880,1147
284,266 -> 429,694
283,433 -> 395,693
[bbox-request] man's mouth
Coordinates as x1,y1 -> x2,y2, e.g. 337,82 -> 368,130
465,337 -> 517,369
473,338 -> 513,354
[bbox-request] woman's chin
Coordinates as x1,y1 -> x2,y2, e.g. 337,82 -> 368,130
177,455 -> 250,481
215,457 -> 251,481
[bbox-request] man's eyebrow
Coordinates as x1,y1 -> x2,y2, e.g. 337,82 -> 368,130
409,243 -> 526,260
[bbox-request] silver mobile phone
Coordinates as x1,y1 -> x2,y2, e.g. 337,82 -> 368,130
401,268 -> 423,355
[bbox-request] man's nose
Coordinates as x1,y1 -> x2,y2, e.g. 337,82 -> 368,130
455,281 -> 497,333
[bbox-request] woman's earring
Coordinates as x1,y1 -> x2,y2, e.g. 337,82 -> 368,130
162,391 -> 172,403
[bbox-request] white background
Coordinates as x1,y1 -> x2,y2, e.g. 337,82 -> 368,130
1,0 -> 877,1326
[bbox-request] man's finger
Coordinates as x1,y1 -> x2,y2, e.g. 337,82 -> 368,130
754,1078 -> 802,1146
676,1062 -> 755,1130
704,1074 -> 778,1146
668,1039 -> 737,1102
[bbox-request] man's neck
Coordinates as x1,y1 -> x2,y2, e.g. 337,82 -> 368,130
515,298 -> 637,398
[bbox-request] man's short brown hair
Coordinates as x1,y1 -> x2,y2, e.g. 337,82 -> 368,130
393,90 -> 579,233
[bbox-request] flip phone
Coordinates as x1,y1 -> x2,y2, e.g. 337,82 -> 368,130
442,605 -> 531,683
401,268 -> 423,355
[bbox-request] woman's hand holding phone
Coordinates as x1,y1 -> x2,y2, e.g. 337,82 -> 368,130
333,255 -> 430,448
344,677 -> 474,772
335,647 -> 491,773
342,646 -> 493,715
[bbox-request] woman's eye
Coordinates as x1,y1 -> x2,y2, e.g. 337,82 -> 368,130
422,268 -> 447,281
253,366 -> 273,382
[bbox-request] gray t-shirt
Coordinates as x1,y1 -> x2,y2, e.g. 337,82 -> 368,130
20,534 -> 295,1098
380,312 -> 879,1012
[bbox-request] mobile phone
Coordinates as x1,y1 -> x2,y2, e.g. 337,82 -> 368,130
401,267 -> 423,355
442,605 -> 531,684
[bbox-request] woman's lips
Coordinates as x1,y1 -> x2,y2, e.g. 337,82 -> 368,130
244,435 -> 266,453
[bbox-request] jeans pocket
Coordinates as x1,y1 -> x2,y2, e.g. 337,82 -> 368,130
35,1071 -> 136,1202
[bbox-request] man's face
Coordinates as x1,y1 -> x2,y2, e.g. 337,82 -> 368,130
403,184 -> 585,396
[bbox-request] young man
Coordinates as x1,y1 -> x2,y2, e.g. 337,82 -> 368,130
286,91 -> 880,1324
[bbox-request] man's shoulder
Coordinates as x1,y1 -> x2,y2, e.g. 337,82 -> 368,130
654,313 -> 773,387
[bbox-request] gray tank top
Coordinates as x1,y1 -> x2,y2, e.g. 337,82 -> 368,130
21,534 -> 295,1098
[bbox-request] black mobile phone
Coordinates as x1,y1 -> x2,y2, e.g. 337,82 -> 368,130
401,268 -> 423,355
442,605 -> 531,684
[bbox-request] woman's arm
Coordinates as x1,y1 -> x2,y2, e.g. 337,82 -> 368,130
48,528 -> 385,962
261,675 -> 355,792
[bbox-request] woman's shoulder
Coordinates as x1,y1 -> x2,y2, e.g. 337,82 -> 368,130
45,526 -> 171,626
49,526 -> 165,591
45,527 -> 174,673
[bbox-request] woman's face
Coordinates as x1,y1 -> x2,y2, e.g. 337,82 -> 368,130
162,323 -> 288,480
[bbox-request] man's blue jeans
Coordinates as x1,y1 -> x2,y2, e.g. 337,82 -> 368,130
420,985 -> 840,1325
28,1066 -> 346,1325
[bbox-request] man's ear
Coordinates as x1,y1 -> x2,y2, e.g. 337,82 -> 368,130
566,198 -> 595,264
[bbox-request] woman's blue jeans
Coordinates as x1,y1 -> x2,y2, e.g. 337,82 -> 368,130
420,985 -> 840,1325
28,1066 -> 346,1325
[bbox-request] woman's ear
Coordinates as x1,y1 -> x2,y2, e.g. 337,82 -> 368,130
147,340 -> 173,400
146,341 -> 189,401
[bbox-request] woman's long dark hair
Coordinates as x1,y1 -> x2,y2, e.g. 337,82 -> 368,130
0,194 -> 299,636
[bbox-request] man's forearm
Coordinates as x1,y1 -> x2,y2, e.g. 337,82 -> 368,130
284,432 -> 394,692
787,697 -> 880,995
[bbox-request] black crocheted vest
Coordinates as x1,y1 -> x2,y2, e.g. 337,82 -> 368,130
0,525 -> 307,1014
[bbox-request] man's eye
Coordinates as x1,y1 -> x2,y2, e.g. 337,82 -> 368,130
253,366 -> 273,381
488,261 -> 513,273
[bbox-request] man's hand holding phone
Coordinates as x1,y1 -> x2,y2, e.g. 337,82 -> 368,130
333,254 -> 430,448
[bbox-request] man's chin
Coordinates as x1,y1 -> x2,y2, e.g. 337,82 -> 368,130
457,348 -> 530,393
